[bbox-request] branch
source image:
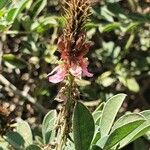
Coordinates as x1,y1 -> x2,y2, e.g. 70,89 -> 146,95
0,74 -> 48,114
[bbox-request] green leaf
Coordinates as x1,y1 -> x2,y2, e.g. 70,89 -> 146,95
31,17 -> 58,31
2,54 -> 27,69
96,71 -> 115,87
92,145 -> 102,150
92,125 -> 101,145
102,22 -> 120,32
111,113 -> 145,131
73,101 -> 95,150
42,110 -> 57,144
16,121 -> 33,148
125,22 -> 141,33
0,24 -> 6,31
6,8 -> 17,22
5,132 -> 25,149
119,110 -> 150,148
100,94 -> 126,137
103,115 -> 146,150
96,136 -> 109,149
9,0 -> 29,22
92,103 -> 104,125
126,78 -> 140,93
31,0 -> 47,18
0,0 -> 11,10
26,145 -> 42,150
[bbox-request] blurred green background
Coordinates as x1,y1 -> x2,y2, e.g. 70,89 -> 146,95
0,0 -> 150,142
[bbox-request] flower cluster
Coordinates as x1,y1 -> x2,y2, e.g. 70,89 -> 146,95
48,0 -> 94,83
48,33 -> 93,83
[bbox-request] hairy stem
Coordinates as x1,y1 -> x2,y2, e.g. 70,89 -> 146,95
56,75 -> 75,150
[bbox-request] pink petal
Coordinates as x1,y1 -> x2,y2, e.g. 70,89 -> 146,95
48,65 -> 66,83
82,67 -> 93,77
80,59 -> 93,77
70,64 -> 82,78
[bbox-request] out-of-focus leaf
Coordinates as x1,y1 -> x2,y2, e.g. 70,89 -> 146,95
102,22 -> 120,32
124,33 -> 135,53
2,54 -> 27,69
21,15 -> 32,30
31,17 -> 58,31
0,24 -> 6,31
100,94 -> 126,137
73,101 -> 95,150
31,0 -> 47,18
125,22 -> 141,33
9,0 -> 29,22
107,2 -> 150,22
6,8 -> 17,22
42,110 -> 57,144
96,71 -> 115,87
126,78 -> 140,92
0,0 -> 11,10
75,78 -> 91,86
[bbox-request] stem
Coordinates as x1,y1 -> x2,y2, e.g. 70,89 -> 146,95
55,75 -> 75,150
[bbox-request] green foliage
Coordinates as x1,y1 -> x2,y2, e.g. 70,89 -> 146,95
1,94 -> 150,150
42,110 -> 57,144
2,54 -> 27,69
91,94 -> 150,150
73,101 -> 95,150
5,132 -> 25,149
100,94 -> 126,137
0,0 -> 150,149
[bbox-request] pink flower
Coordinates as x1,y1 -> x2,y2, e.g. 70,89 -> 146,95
48,65 -> 67,83
48,34 -> 93,83
48,59 -> 93,83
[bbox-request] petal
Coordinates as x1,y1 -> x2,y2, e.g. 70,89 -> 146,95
48,65 -> 66,83
80,59 -> 93,77
82,67 -> 93,77
70,64 -> 82,78
47,65 -> 61,76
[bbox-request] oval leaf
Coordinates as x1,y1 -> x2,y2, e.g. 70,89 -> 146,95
73,101 -> 95,150
100,94 -> 126,137
5,132 -> 25,150
16,121 -> 33,147
42,110 -> 57,144
103,115 -> 146,150
119,110 -> 150,148
111,113 -> 146,131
